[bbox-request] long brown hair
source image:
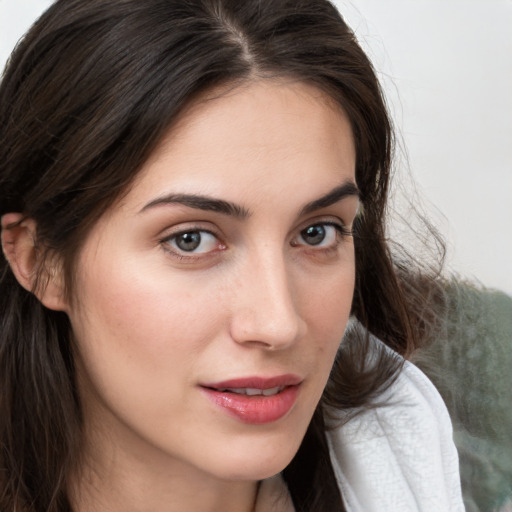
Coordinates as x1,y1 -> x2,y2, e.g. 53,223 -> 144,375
0,1 -> 443,510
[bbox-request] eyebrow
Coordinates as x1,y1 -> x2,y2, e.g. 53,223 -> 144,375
139,180 -> 359,218
300,181 -> 360,215
140,193 -> 250,219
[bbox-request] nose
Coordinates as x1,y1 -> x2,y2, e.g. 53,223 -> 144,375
229,249 -> 306,350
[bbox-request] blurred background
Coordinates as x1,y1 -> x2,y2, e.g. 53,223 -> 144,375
1,0 -> 511,295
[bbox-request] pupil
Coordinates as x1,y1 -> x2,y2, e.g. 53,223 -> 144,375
176,232 -> 201,251
303,225 -> 325,245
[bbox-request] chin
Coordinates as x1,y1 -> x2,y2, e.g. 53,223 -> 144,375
205,430 -> 305,482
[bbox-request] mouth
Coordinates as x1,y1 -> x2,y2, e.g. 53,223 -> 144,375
212,386 -> 284,396
200,375 -> 302,424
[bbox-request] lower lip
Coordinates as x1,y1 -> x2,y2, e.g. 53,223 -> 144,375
201,385 -> 300,424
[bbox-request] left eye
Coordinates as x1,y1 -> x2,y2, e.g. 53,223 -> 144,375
164,230 -> 220,254
295,224 -> 339,247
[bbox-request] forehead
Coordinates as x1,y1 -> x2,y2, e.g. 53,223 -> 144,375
123,79 -> 356,211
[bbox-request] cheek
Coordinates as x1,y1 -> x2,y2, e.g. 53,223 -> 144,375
302,261 -> 355,334
68,252 -> 225,396
297,257 -> 356,375
75,248 -> 214,334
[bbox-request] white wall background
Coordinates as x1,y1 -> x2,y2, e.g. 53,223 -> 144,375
337,1 -> 512,295
1,0 -> 511,294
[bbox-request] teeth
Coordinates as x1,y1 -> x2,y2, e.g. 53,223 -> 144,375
262,387 -> 281,396
246,388 -> 262,396
220,387 -> 283,396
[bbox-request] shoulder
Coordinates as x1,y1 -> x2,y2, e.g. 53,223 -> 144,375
326,359 -> 465,512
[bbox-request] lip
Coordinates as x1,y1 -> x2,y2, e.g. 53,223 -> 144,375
200,374 -> 302,425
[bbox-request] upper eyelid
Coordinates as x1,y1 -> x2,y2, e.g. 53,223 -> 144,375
295,216 -> 349,233
300,222 -> 347,236
159,222 -> 222,241
163,228 -> 216,242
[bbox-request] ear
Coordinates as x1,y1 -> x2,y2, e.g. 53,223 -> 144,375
1,213 -> 68,312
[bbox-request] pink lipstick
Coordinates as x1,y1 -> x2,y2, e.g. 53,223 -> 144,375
200,375 -> 302,424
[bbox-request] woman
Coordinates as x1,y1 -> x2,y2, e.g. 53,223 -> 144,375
0,0 -> 463,510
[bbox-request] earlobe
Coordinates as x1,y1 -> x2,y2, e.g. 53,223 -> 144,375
1,213 -> 68,312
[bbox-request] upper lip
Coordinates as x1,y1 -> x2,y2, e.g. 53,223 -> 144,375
201,374 -> 303,390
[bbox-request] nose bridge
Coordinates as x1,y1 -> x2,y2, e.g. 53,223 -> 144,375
230,244 -> 303,349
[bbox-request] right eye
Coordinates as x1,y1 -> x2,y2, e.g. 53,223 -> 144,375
162,230 -> 222,255
297,224 -> 335,246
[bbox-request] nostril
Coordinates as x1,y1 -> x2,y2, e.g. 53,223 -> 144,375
229,309 -> 303,350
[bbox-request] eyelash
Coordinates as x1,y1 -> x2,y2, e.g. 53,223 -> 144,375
293,221 -> 352,249
159,221 -> 352,261
160,226 -> 224,261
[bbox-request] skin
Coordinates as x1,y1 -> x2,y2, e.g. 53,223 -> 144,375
2,80 -> 359,512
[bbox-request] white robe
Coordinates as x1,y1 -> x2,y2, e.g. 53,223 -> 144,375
256,362 -> 465,511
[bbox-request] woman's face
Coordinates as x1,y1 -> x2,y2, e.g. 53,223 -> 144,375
67,80 -> 359,483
